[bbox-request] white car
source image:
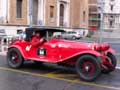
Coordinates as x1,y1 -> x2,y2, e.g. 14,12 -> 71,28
61,31 -> 82,39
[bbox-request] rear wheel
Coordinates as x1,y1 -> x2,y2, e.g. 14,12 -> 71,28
102,53 -> 117,74
7,48 -> 24,68
76,55 -> 101,81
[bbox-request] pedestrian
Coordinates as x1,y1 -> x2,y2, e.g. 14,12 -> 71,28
3,38 -> 7,45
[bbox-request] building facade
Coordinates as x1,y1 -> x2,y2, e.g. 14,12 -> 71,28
0,0 -> 89,29
0,0 -> 28,25
0,0 -> 8,23
103,0 -> 120,31
88,0 -> 100,30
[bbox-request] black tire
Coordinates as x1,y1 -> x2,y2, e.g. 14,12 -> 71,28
34,61 -> 43,65
102,53 -> 117,74
72,36 -> 76,40
7,48 -> 24,68
76,55 -> 101,81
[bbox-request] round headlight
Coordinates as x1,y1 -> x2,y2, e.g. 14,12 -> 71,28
102,43 -> 110,51
94,45 -> 102,51
94,43 -> 110,51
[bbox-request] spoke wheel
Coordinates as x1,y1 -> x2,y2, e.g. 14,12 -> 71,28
76,55 -> 101,81
102,53 -> 117,74
7,48 -> 24,68
82,61 -> 96,75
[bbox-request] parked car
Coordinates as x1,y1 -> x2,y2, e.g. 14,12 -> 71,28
75,29 -> 89,37
14,31 -> 26,40
7,27 -> 117,81
52,32 -> 64,39
1,35 -> 14,45
61,31 -> 82,40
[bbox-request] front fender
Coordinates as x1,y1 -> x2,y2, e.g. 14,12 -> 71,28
8,45 -> 28,59
60,50 -> 101,62
76,50 -> 101,57
106,48 -> 116,55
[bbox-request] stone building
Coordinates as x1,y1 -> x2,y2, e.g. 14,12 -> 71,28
103,0 -> 120,31
0,0 -> 89,35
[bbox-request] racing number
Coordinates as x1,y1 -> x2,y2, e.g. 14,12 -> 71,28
38,49 -> 46,56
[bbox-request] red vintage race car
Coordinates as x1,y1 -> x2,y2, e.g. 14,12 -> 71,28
7,28 -> 117,81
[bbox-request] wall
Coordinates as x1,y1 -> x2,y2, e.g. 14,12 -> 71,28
45,0 -> 57,26
0,25 -> 27,35
70,0 -> 88,29
0,0 -> 8,23
9,0 -> 27,25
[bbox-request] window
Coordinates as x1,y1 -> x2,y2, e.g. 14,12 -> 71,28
83,11 -> 85,22
110,15 -> 113,19
59,4 -> 64,26
16,0 -> 22,18
98,14 -> 101,18
109,16 -> 114,28
17,29 -> 23,34
110,5 -> 113,11
110,0 -> 114,1
110,21 -> 113,27
50,6 -> 54,18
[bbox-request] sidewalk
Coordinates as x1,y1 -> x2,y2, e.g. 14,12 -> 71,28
0,51 -> 7,55
0,45 -> 8,55
102,38 -> 120,43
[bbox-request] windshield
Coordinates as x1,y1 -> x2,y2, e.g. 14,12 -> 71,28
47,31 -> 63,40
46,31 -> 96,43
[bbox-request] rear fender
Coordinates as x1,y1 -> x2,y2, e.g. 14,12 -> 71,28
8,45 -> 28,59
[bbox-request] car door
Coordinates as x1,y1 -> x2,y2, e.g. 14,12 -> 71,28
62,32 -> 68,39
37,40 -> 60,62
67,32 -> 71,39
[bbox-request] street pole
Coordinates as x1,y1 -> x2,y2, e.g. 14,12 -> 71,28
29,0 -> 33,27
98,0 -> 104,43
6,0 -> 8,23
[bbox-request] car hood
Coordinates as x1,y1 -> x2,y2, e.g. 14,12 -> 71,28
50,39 -> 94,50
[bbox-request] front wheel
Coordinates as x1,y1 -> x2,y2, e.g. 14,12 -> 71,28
102,53 -> 117,74
76,55 -> 101,81
7,48 -> 24,68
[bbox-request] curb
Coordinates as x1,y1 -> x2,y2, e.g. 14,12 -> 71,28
116,67 -> 120,70
0,52 -> 7,55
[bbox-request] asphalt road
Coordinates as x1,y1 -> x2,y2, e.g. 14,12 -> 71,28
0,55 -> 120,90
110,43 -> 120,54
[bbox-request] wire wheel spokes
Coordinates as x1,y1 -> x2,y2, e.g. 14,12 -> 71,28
10,52 -> 19,64
82,61 -> 96,75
